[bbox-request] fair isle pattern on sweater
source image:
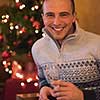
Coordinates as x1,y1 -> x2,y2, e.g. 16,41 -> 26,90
41,58 -> 100,100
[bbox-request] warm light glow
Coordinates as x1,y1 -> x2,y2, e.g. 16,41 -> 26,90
19,30 -> 23,34
34,5 -> 39,10
16,73 -> 20,77
35,29 -> 39,34
11,51 -> 16,56
7,62 -> 11,66
9,70 -> 12,74
10,50 -> 13,53
34,82 -> 38,87
7,46 -> 10,49
2,61 -> 7,65
40,1 -> 43,4
10,23 -> 14,26
2,19 -> 8,23
31,7 -> 35,11
19,4 -> 25,10
16,73 -> 24,79
2,15 -> 5,19
5,15 -> 9,19
5,68 -> 9,72
21,82 -> 25,87
15,25 -> 19,29
27,78 -> 33,83
10,26 -> 14,30
15,0 -> 19,3
17,65 -> 22,70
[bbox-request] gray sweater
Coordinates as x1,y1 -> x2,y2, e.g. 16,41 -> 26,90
32,23 -> 100,100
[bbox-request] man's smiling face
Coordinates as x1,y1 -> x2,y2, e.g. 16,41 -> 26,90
42,0 -> 76,41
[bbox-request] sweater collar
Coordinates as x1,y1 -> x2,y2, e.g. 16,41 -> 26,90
42,21 -> 82,44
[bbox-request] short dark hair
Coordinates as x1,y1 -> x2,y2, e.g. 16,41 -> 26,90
41,0 -> 75,14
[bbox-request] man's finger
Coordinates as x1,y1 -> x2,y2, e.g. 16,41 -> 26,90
51,80 -> 75,87
39,94 -> 49,100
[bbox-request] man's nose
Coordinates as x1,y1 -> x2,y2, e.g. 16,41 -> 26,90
53,16 -> 61,25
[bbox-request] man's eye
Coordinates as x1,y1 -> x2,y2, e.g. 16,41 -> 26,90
60,13 -> 70,17
45,13 -> 54,17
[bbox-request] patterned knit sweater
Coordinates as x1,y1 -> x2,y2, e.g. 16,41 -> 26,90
32,23 -> 100,100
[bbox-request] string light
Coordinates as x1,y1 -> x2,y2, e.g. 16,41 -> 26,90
15,0 -> 19,3
5,68 -> 9,72
34,82 -> 38,87
16,73 -> 24,79
40,0 -> 43,4
27,78 -> 33,83
1,14 -> 9,23
15,25 -> 19,30
5,15 -> 9,19
7,62 -> 11,66
10,26 -> 14,30
31,7 -> 35,11
34,5 -> 39,10
21,82 -> 25,87
7,45 -> 10,49
10,22 -> 14,26
9,70 -> 12,74
2,15 -> 5,19
2,19 -> 8,23
2,61 -> 7,65
35,29 -> 39,34
19,30 -> 23,34
19,4 -> 25,10
17,65 -> 22,70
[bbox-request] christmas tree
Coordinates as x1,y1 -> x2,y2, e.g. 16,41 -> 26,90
0,0 -> 43,77
0,0 -> 43,53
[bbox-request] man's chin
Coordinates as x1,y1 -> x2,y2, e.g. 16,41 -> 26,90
53,36 -> 64,41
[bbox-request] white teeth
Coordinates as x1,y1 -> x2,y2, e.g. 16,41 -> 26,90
53,28 -> 63,31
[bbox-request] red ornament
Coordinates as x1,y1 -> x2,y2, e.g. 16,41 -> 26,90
20,27 -> 26,33
13,41 -> 21,47
15,2 -> 22,8
27,39 -> 33,46
24,15 -> 28,20
32,21 -> 40,29
0,34 -> 4,42
36,25 -> 40,29
2,51 -> 11,59
30,17 -> 34,22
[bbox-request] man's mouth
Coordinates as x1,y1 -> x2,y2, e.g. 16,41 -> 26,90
51,27 -> 65,31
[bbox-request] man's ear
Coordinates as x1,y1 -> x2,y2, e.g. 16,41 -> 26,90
41,13 -> 44,17
41,13 -> 45,22
72,12 -> 77,22
41,13 -> 44,19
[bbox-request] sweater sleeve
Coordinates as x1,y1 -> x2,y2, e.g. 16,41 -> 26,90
83,90 -> 96,100
37,64 -> 51,89
83,58 -> 100,100
31,45 -> 51,89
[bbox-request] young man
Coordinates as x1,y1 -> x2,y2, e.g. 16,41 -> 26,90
32,0 -> 100,100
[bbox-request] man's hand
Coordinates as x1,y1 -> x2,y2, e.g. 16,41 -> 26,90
51,80 -> 84,100
39,86 -> 53,100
